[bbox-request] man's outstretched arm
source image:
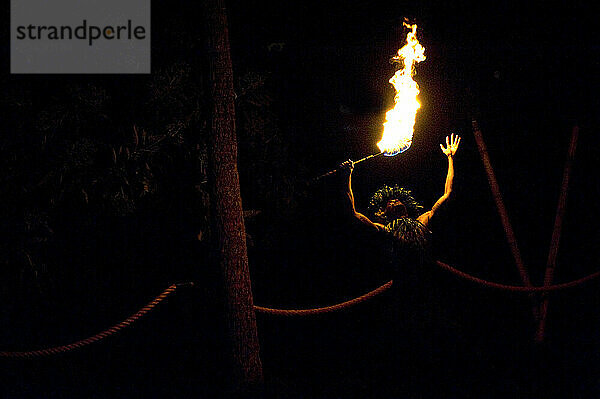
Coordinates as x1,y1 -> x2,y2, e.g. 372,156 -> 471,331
417,133 -> 460,227
339,160 -> 387,232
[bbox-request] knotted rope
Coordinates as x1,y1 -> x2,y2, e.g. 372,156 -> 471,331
254,280 -> 394,316
254,260 -> 600,316
434,260 -> 600,292
0,282 -> 193,359
3,258 -> 599,356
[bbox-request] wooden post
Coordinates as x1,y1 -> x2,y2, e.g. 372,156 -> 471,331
203,0 -> 264,394
472,121 -> 533,287
471,120 -> 538,320
535,126 -> 579,343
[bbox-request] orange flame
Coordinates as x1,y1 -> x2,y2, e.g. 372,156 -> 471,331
377,22 -> 426,155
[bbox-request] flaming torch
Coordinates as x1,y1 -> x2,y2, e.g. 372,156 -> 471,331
316,22 -> 426,180
378,22 -> 426,156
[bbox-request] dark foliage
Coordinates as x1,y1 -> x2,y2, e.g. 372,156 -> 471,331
0,63 -> 208,321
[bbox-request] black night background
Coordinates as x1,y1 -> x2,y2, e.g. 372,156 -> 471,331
1,0 -> 599,397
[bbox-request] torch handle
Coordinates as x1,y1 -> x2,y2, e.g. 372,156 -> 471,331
354,151 -> 384,165
313,152 -> 383,182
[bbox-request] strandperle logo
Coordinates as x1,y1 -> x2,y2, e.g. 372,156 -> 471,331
15,20 -> 147,47
11,0 -> 150,74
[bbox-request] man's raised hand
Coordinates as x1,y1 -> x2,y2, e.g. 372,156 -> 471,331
440,133 -> 461,157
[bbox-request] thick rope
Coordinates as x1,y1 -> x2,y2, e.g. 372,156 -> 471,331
3,259 -> 598,349
254,280 -> 394,316
0,282 -> 192,359
255,260 -> 600,317
434,260 -> 600,292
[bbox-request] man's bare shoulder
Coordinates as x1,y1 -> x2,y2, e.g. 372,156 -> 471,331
354,212 -> 388,233
416,210 -> 433,227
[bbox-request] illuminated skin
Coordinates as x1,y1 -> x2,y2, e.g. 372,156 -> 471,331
340,134 -> 460,232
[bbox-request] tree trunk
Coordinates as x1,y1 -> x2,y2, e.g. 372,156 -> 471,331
202,0 -> 264,395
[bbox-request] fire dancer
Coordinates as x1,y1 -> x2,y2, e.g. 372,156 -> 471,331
339,133 -> 460,253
